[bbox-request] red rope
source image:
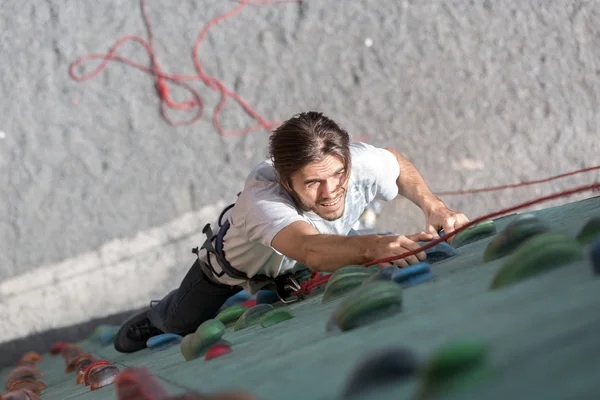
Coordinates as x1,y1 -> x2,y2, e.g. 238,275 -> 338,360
435,165 -> 600,196
69,0 -> 301,132
294,181 -> 600,295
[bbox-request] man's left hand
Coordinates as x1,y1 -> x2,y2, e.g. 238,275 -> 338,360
424,204 -> 470,241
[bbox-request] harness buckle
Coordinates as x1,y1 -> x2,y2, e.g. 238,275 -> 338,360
275,275 -> 303,304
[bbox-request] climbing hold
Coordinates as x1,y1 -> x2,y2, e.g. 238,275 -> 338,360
342,347 -> 420,398
76,356 -> 98,384
50,341 -> 69,355
16,352 -> 42,367
576,216 -> 600,244
417,339 -> 488,399
87,363 -> 120,391
5,366 -> 43,389
6,377 -> 46,395
146,333 -> 182,351
365,265 -> 401,283
219,290 -> 254,312
591,236 -> 600,275
1,389 -> 42,399
392,262 -> 432,284
490,232 -> 584,290
205,343 -> 233,361
234,304 -> 275,331
450,220 -> 496,248
215,305 -> 249,326
259,308 -> 295,328
418,241 -> 459,263
332,281 -> 403,332
483,214 -> 550,262
180,319 -> 226,361
66,352 -> 96,373
256,290 -> 280,305
322,274 -> 372,303
115,367 -> 170,399
83,360 -> 112,386
99,326 -> 120,346
322,265 -> 376,303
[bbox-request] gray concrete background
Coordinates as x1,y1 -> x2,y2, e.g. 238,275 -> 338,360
1,0 -> 599,346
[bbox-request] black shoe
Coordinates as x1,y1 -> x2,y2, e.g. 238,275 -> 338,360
114,310 -> 163,353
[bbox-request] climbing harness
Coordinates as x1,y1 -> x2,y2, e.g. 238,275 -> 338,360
193,200 -> 302,304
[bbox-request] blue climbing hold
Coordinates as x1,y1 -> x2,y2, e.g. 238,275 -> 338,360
392,262 -> 434,287
418,241 -> 459,263
256,290 -> 280,305
147,333 -> 183,351
99,326 -> 120,346
591,236 -> 600,275
368,265 -> 401,282
218,290 -> 255,312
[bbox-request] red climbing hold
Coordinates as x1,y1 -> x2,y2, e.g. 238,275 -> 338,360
205,344 -> 233,361
50,341 -> 69,355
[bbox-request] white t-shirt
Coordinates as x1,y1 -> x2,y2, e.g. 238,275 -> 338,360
201,142 -> 401,293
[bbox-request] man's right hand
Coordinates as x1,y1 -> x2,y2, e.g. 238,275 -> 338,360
372,232 -> 432,268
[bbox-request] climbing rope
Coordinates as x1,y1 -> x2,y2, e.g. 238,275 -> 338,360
435,166 -> 600,196
293,177 -> 600,296
69,0 -> 301,132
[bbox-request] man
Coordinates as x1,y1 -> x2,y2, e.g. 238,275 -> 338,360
114,111 -> 469,353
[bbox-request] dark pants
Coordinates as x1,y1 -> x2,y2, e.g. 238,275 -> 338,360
147,258 -> 242,336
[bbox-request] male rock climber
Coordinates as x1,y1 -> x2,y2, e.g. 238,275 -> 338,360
114,111 -> 470,353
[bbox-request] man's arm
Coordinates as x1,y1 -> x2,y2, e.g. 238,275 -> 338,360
384,147 -> 470,237
271,221 -> 431,273
384,147 -> 444,214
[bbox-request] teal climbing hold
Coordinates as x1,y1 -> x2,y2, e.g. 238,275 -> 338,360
490,232 -> 584,289
215,305 -> 249,326
417,241 -> 459,263
342,347 -> 420,398
483,214 -> 550,262
392,262 -> 432,286
259,308 -> 295,328
417,339 -> 489,399
591,236 -> 600,275
234,304 -> 275,331
450,220 -> 497,248
576,216 -> 600,245
147,333 -> 182,351
366,265 -> 400,282
322,265 -> 376,303
180,319 -> 226,361
256,290 -> 280,305
331,281 -> 403,332
99,326 -> 120,346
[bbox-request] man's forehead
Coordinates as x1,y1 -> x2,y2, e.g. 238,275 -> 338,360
297,155 -> 345,180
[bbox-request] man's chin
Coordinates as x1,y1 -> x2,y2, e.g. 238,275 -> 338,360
316,204 -> 345,221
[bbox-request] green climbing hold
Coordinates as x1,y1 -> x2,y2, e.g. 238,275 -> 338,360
180,319 -> 226,361
483,214 -> 551,262
321,265 -> 376,304
332,281 -> 403,332
490,232 -> 584,289
417,339 -> 488,399
215,305 -> 249,326
259,308 -> 295,328
576,216 -> 600,244
234,304 -> 275,331
450,220 -> 496,248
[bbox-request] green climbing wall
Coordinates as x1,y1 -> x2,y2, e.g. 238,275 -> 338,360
1,196 -> 599,399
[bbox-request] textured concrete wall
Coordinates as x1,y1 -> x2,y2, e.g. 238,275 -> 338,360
1,0 -> 599,342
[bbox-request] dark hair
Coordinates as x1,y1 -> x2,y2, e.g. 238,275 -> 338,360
269,111 -> 351,185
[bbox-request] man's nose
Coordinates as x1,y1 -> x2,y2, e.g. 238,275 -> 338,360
320,179 -> 337,198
